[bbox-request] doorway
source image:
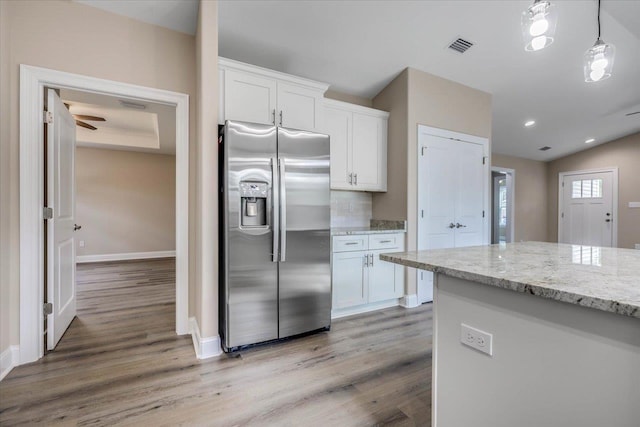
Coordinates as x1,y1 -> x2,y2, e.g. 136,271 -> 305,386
416,125 -> 489,304
19,65 -> 189,364
491,167 -> 514,244
558,168 -> 618,247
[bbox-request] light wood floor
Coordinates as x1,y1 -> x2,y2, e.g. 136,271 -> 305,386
0,258 -> 433,426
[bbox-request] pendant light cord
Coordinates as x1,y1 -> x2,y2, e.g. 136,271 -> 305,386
597,0 -> 601,40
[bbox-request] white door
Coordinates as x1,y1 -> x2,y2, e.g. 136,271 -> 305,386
560,171 -> 614,247
224,69 -> 277,125
277,82 -> 320,131
46,89 -> 78,350
417,131 -> 488,303
351,113 -> 383,190
323,106 -> 352,190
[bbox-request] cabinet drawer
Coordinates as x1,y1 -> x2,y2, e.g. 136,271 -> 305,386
368,233 -> 403,251
333,235 -> 368,252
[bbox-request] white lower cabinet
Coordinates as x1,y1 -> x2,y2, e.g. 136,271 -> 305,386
332,233 -> 405,317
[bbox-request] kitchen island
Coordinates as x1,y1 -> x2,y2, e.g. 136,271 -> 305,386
381,242 -> 640,427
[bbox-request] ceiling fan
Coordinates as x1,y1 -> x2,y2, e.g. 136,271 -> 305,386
64,103 -> 106,130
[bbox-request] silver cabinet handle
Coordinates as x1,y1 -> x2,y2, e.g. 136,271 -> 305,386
279,110 -> 283,126
456,223 -> 466,228
364,254 -> 369,267
348,173 -> 353,185
345,242 -> 358,245
272,109 -> 276,125
271,158 -> 279,262
279,158 -> 287,261
369,253 -> 374,266
354,173 -> 358,185
379,240 -> 391,243
448,223 -> 456,229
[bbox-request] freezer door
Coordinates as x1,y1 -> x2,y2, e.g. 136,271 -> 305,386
224,121 -> 279,348
277,127 -> 331,338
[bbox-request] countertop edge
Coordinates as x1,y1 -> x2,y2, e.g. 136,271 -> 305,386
379,253 -> 640,319
331,229 -> 407,236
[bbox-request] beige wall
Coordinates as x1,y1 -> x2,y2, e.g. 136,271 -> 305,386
492,154 -> 548,242
75,148 -> 175,257
325,89 -> 373,108
195,0 -> 219,339
547,132 -> 640,249
371,69 -> 409,221
0,0 -> 197,356
372,67 -> 492,296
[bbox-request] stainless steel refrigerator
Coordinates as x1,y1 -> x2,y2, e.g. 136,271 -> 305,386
219,120 -> 331,352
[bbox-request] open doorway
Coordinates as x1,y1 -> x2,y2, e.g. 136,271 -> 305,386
491,167 -> 514,244
43,88 -> 177,351
19,65 -> 189,364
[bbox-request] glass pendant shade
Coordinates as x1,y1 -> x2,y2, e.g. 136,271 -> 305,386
584,39 -> 615,82
521,1 -> 557,51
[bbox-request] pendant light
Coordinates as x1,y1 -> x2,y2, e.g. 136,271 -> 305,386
584,0 -> 615,82
521,0 -> 557,51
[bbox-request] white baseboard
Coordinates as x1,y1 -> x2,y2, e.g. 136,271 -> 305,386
77,250 -> 176,263
332,299 -> 400,319
1,345 -> 19,382
401,294 -> 420,308
189,317 -> 222,359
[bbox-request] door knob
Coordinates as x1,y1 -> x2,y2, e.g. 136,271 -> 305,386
456,223 -> 466,228
448,223 -> 456,229
74,224 -> 82,231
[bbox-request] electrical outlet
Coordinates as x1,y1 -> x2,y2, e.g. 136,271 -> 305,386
79,240 -> 85,248
460,323 -> 493,356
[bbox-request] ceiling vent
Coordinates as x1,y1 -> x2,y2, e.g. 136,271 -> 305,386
448,38 -> 474,54
119,100 -> 147,110
539,146 -> 552,151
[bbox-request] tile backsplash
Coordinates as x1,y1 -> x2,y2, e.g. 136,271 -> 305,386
331,191 -> 372,228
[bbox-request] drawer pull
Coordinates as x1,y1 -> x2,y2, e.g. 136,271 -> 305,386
379,240 -> 392,243
345,242 -> 359,245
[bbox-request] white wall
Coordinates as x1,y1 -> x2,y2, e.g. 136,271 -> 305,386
434,274 -> 640,427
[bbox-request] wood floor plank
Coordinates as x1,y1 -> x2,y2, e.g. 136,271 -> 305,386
0,258 -> 433,426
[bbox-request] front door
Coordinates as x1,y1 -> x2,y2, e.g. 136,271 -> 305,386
46,89 -> 78,350
560,171 -> 615,247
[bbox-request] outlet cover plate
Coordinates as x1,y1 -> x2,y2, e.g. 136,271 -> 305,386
461,323 -> 493,356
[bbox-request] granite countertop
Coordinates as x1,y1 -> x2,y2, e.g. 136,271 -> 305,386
380,241 -> 640,319
331,219 -> 407,236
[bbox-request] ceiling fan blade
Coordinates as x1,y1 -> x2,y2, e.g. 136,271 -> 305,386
64,103 -> 70,109
76,120 -> 97,130
72,114 -> 106,122
625,111 -> 640,116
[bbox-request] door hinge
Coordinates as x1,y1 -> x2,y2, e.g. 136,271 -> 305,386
43,207 -> 53,220
421,146 -> 426,156
43,302 -> 53,316
561,212 -> 564,218
44,111 -> 53,124
482,156 -> 487,165
421,209 -> 424,218
562,181 -> 565,187
482,210 -> 485,218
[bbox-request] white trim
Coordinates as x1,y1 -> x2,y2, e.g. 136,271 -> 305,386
189,317 -> 222,359
491,166 -> 516,244
557,167 -> 619,247
219,57 -> 330,92
19,64 -> 190,365
0,346 -> 19,382
331,299 -> 400,319
400,294 -> 420,308
76,250 -> 176,263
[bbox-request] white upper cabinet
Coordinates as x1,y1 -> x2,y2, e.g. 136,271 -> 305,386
219,58 -> 328,132
321,99 -> 388,192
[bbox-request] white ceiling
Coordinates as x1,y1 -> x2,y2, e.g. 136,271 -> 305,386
61,89 -> 177,155
78,0 -> 640,161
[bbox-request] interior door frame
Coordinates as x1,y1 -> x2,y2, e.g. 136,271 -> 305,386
19,65 -> 190,364
416,125 -> 490,302
557,167 -> 618,247
490,167 -> 515,244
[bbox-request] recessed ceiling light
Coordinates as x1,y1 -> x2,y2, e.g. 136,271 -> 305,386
585,138 -> 595,144
524,120 -> 536,127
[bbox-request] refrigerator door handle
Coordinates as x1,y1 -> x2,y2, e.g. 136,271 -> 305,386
279,158 -> 287,262
271,157 -> 279,262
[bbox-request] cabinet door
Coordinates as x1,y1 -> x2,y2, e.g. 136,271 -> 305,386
277,82 -> 320,131
368,250 -> 399,302
224,69 -> 276,126
323,106 -> 352,190
351,113 -> 386,191
332,251 -> 367,309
